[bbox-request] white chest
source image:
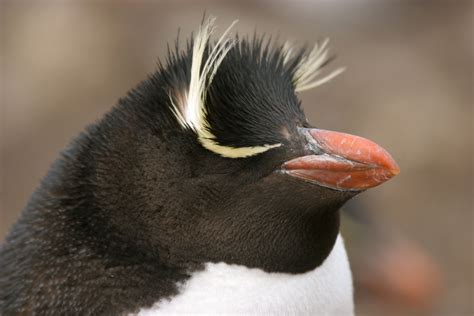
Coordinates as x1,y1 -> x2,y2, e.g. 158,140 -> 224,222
137,234 -> 353,316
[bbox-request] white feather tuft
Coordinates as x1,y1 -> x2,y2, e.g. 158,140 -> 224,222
290,38 -> 345,92
171,17 -> 282,159
170,20 -> 344,158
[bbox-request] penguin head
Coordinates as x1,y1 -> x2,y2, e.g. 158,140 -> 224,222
91,18 -> 399,273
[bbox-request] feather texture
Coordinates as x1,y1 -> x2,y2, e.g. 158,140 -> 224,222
170,17 -> 343,158
171,18 -> 282,158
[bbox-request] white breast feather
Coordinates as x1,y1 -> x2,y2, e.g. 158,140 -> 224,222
136,234 -> 354,316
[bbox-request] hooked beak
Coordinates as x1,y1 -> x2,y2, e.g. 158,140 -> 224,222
282,128 -> 400,191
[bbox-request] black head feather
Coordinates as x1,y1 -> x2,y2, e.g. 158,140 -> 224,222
205,35 -> 308,148
0,20 -> 352,315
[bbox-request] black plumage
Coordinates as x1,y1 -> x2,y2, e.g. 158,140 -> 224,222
0,28 -> 359,315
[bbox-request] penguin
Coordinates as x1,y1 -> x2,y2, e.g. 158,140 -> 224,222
0,17 -> 399,315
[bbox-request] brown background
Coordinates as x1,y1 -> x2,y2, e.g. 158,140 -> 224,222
1,1 -> 472,315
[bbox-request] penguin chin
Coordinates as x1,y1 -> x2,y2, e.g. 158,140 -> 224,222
153,172 -> 356,274
269,171 -> 359,209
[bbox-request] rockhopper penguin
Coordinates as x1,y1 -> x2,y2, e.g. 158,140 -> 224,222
0,18 -> 400,315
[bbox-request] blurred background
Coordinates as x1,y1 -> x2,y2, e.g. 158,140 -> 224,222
1,1 -> 472,315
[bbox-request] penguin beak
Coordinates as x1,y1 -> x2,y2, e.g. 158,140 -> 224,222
282,128 -> 400,191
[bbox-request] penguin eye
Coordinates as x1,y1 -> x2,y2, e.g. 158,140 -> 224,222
169,17 -> 343,159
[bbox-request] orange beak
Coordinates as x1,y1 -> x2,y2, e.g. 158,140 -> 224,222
282,129 -> 400,191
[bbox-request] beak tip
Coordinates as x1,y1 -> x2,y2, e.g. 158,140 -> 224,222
383,155 -> 400,177
391,165 -> 401,176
